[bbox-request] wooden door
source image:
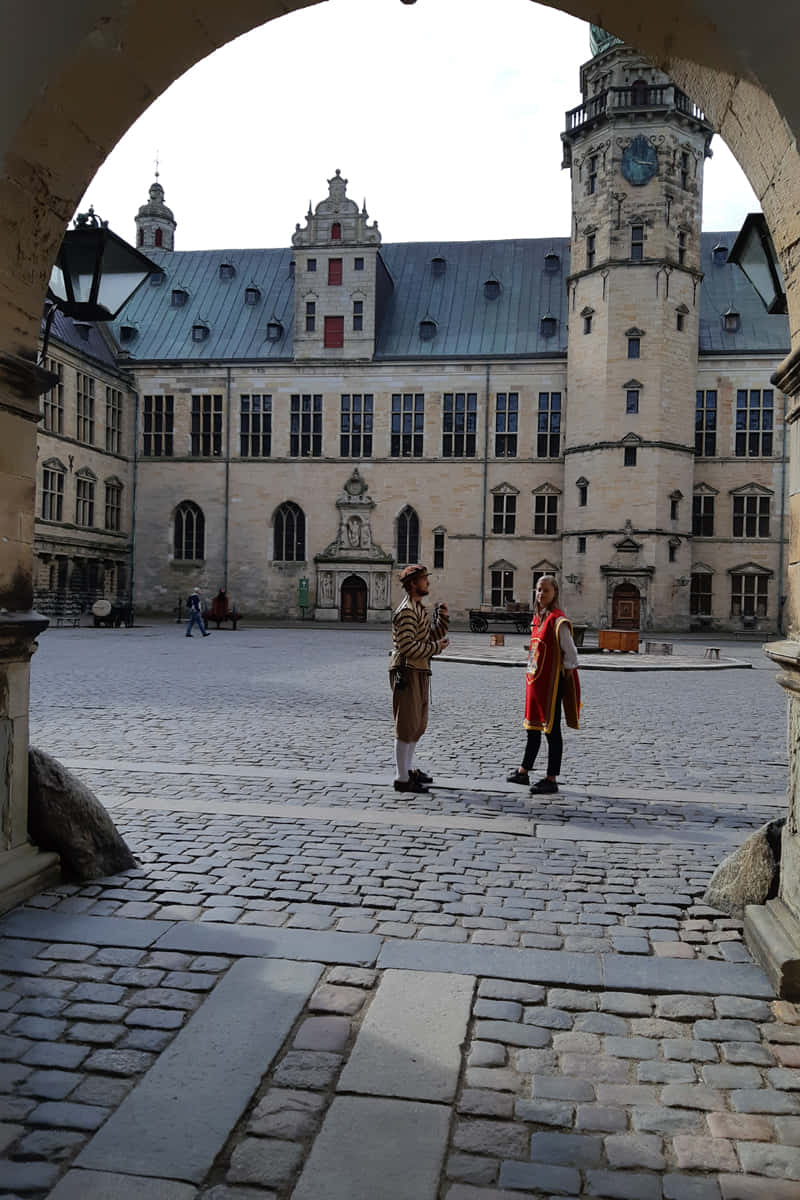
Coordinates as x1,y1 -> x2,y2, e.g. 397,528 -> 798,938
612,583 -> 641,630
340,574 -> 367,622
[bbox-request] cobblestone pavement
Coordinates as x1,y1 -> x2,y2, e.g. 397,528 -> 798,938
0,624 -> 793,1198
28,625 -> 786,792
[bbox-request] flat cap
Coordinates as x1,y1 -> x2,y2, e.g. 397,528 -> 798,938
399,563 -> 428,583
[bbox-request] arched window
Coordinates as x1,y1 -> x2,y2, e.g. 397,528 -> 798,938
397,506 -> 420,565
274,502 -> 305,562
331,222 -> 342,240
174,501 -> 205,561
154,228 -> 163,247
137,227 -> 143,247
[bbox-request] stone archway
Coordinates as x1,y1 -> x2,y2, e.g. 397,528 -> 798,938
4,0 -> 800,961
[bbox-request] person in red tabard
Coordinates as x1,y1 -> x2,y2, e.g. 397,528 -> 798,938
506,574 -> 581,795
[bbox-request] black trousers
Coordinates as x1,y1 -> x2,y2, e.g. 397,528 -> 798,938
522,676 -> 564,776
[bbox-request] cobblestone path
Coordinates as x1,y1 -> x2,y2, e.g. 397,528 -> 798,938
0,624 -> 793,1198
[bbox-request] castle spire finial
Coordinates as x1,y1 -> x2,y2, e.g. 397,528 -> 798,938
154,150 -> 160,180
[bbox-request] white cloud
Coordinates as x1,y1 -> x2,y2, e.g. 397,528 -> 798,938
77,0 -> 758,249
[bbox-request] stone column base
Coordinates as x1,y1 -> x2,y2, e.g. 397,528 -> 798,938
744,898 -> 800,998
0,842 -> 60,917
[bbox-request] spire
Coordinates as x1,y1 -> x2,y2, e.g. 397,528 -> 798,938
134,168 -> 177,252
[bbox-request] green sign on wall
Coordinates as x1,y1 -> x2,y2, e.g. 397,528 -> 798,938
298,577 -> 309,608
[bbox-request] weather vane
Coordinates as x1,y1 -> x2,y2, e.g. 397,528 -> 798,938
154,151 -> 160,180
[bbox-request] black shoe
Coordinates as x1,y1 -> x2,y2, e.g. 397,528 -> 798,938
506,769 -> 530,785
410,768 -> 433,784
202,632 -> 210,637
185,634 -> 192,638
394,778 -> 430,794
530,777 -> 558,795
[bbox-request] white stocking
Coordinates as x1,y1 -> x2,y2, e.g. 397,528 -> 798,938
407,740 -> 417,775
394,740 -> 412,782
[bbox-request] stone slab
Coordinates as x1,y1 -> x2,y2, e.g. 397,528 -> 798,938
536,823 -> 739,846
153,921 -> 380,967
291,1095 -> 449,1200
377,940 -> 603,987
338,969 -> 473,1102
0,910 -> 171,949
76,958 -> 321,1183
601,953 -> 774,998
48,1169 -> 197,1200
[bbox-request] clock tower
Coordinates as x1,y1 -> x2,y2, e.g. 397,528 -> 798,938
560,37 -> 713,631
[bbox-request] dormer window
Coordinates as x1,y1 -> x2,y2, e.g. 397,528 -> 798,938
431,257 -> 446,278
74,322 -> 91,342
150,272 -> 165,287
540,314 -> 557,338
723,307 -> 741,333
171,288 -> 188,308
331,222 -> 342,240
419,318 -> 437,341
266,319 -> 283,342
713,244 -> 728,266
119,324 -> 137,344
244,285 -> 261,306
544,251 -> 560,274
219,263 -> 235,280
484,278 -> 501,301
191,322 -> 209,342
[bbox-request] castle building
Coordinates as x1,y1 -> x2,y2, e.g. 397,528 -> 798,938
34,35 -> 791,632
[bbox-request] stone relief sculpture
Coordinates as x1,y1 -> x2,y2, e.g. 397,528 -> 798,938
319,571 -> 334,606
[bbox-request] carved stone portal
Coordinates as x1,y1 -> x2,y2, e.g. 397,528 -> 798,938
313,469 -> 393,622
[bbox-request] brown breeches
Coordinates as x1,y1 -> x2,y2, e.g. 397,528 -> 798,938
391,668 -> 430,742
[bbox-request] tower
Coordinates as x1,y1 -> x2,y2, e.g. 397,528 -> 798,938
134,175 -> 177,252
291,170 -> 386,361
561,34 -> 713,630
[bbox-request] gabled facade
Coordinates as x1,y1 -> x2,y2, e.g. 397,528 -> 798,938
33,39 -> 792,633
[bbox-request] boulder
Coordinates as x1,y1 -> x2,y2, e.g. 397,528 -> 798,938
703,818 -> 785,918
28,747 -> 137,881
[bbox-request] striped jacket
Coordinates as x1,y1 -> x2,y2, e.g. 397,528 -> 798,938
390,594 -> 449,671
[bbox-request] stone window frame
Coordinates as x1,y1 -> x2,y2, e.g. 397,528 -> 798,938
43,358 -> 64,433
41,457 -> 66,522
273,500 -> 306,563
729,562 -> 771,619
104,476 -> 123,533
75,468 -> 96,528
495,391 -> 519,458
174,499 -> 205,562
532,483 -> 561,536
730,483 -> 773,539
396,505 -> 420,566
491,483 -> 519,536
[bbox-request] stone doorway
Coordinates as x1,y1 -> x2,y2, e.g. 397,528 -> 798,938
612,582 -> 641,630
340,575 -> 367,623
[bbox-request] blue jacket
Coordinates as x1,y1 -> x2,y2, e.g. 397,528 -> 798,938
188,593 -> 201,613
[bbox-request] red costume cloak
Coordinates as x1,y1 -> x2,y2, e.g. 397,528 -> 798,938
524,607 -> 581,733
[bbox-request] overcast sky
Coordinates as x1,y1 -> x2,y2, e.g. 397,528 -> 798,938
78,0 -> 759,251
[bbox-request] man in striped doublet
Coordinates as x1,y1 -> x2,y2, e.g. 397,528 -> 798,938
389,563 -> 450,794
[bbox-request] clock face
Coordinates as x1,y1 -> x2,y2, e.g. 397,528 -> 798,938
621,136 -> 658,187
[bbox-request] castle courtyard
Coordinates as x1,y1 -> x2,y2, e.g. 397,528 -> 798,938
0,626 -> 797,1197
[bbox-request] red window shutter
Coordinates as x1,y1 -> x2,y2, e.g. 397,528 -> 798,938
328,258 -> 343,285
331,222 -> 342,240
154,227 -> 163,247
324,316 -> 344,348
